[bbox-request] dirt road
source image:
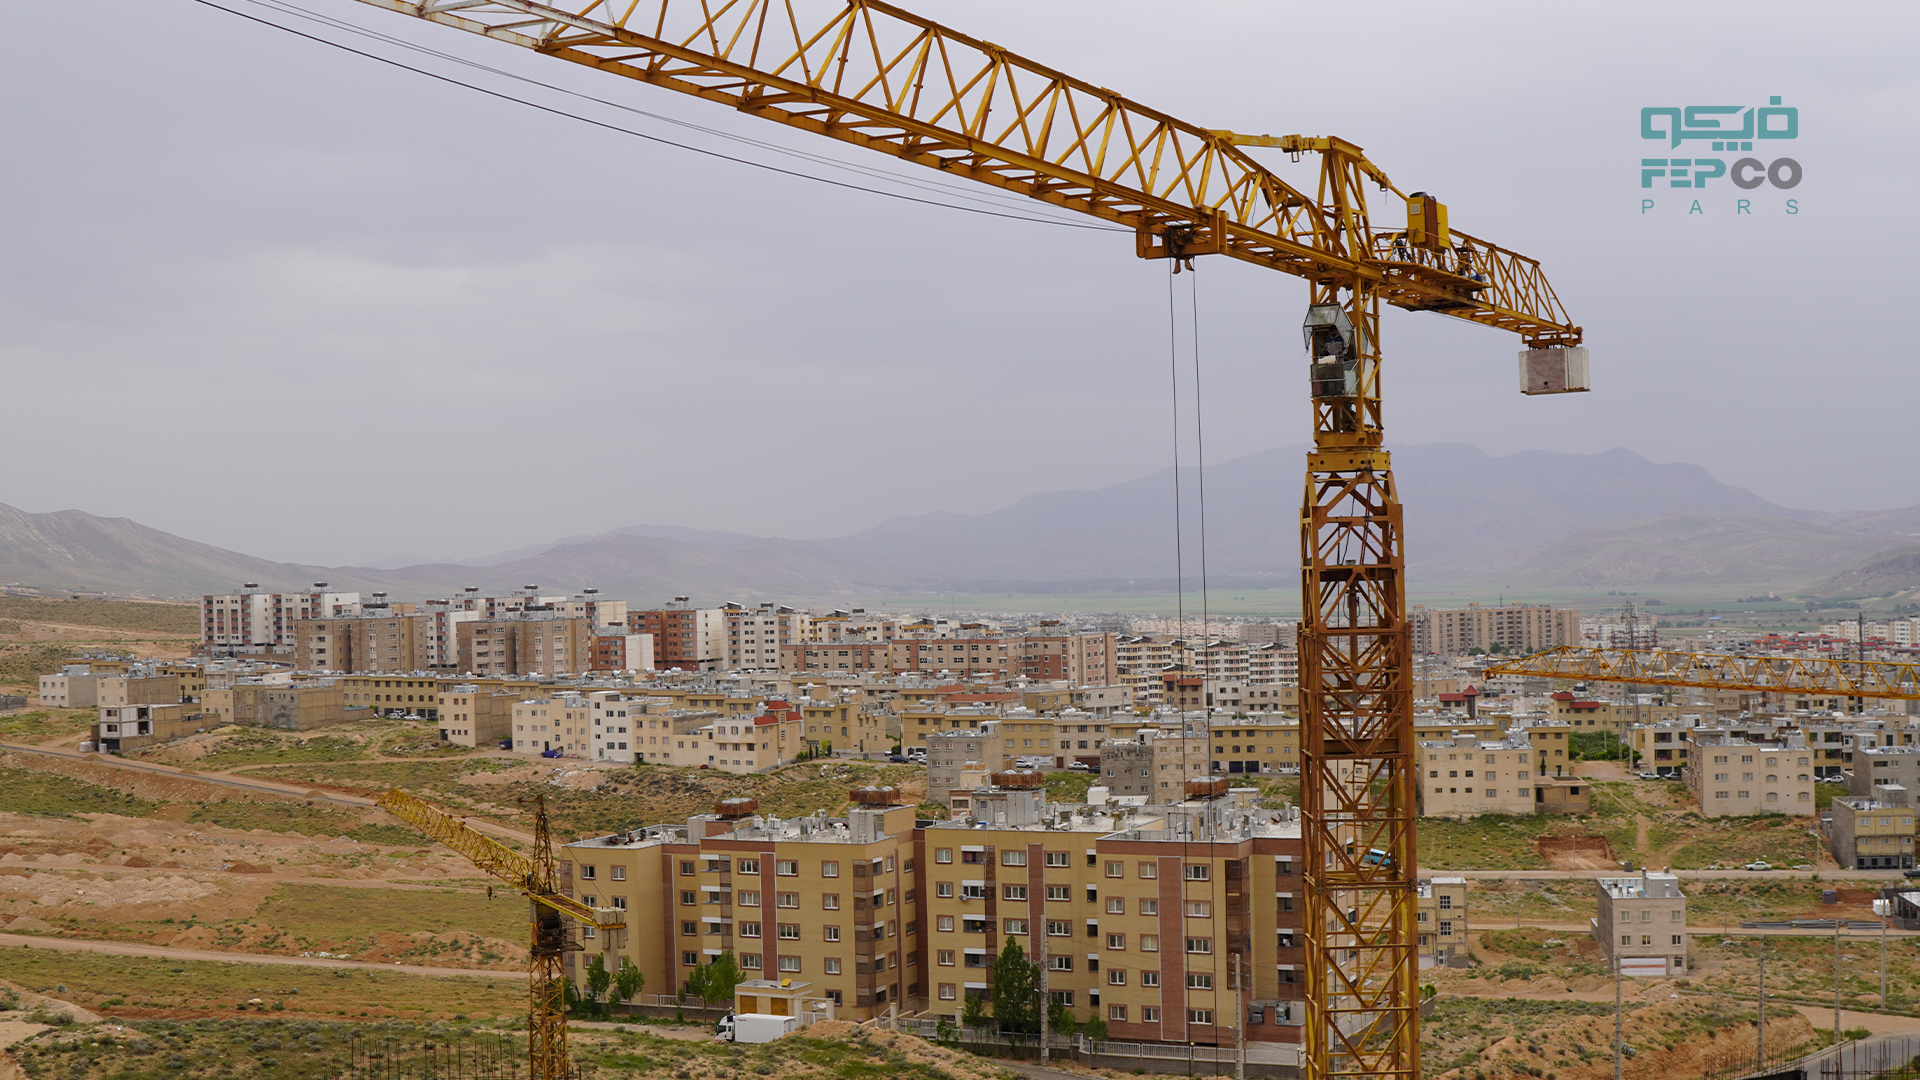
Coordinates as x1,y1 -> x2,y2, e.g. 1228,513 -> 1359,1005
0,932 -> 517,980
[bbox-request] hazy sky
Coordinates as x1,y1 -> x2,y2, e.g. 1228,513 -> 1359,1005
4,0 -> 1914,567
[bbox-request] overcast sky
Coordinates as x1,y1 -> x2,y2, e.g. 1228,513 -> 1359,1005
3,0 -> 1914,567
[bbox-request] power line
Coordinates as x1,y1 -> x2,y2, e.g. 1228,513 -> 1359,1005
1167,261 -> 1186,647
185,0 -> 1131,234
1190,266 -> 1211,662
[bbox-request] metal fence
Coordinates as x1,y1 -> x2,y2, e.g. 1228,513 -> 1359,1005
1713,1034 -> 1920,1080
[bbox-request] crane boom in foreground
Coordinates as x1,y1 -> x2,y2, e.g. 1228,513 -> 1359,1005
1484,647 -> 1920,701
376,789 -> 624,1080
327,6 -> 1590,1080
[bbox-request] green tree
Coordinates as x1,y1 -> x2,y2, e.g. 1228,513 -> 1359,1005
686,951 -> 742,1006
585,954 -> 612,1004
989,938 -> 1040,1036
612,957 -> 646,1004
1081,1014 -> 1108,1043
961,990 -> 988,1031
934,1017 -> 960,1047
1047,998 -> 1078,1038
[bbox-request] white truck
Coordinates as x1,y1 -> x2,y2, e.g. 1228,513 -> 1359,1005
715,1012 -> 798,1043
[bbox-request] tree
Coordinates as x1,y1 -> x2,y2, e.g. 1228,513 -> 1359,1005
612,957 -> 646,1004
1081,1014 -> 1108,1043
1047,998 -> 1078,1038
934,1017 -> 960,1047
989,938 -> 1040,1036
961,989 -> 988,1031
585,954 -> 612,1004
686,951 -> 742,1007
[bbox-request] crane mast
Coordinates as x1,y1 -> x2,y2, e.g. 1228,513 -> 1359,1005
322,6 -> 1589,1079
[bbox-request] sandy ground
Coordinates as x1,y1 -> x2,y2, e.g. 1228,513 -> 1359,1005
0,932 -> 516,979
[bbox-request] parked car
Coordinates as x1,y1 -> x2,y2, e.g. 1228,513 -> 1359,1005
541,749 -> 563,758
1744,861 -> 1772,872
498,739 -> 513,750
1066,761 -> 1093,772
888,754 -> 909,763
1904,868 -> 1920,880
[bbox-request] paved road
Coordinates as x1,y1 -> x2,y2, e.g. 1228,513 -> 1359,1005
1439,867 -> 1901,883
1478,920 -> 1917,939
0,931 -> 518,979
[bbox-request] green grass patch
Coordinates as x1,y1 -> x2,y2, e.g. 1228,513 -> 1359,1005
253,884 -> 522,946
185,730 -> 371,770
0,708 -> 98,741
0,766 -> 161,818
1418,814 -> 1552,870
1042,770 -> 1094,802
0,596 -> 198,635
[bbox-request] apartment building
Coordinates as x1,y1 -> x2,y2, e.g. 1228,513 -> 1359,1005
1099,729 -> 1211,799
40,666 -> 179,710
1244,644 -> 1298,688
785,641 -> 896,675
633,709 -> 722,764
1686,732 -> 1815,817
1410,602 -> 1579,656
1592,870 -> 1687,976
590,630 -> 654,674
95,703 -> 204,752
927,721 -> 1010,801
1416,877 -> 1469,965
888,638 -> 1012,678
1205,715 -> 1300,775
454,617 -> 596,677
332,674 -> 446,718
1016,630 -> 1119,685
1830,795 -> 1916,870
683,707 -> 808,773
512,693 -> 592,756
1517,719 -> 1579,778
629,604 -> 725,671
1849,746 -> 1920,799
919,781 -> 1304,1047
1416,730 -> 1537,818
725,604 -> 807,670
202,583 -> 360,655
558,793 -> 920,1019
437,684 -> 517,747
294,606 -> 430,674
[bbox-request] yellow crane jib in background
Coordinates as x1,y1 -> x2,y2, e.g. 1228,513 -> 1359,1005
376,789 -> 624,1080
1483,647 -> 1920,701
326,6 -> 1593,1079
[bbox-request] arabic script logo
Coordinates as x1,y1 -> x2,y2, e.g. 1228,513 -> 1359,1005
1640,96 -> 1799,192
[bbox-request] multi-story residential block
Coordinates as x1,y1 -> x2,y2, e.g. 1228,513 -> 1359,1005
684,706 -> 807,773
1517,718 -> 1579,778
1410,602 -> 1579,656
785,641 -> 896,675
887,637 -> 1011,679
1848,745 -> 1920,799
95,703 -> 204,752
40,664 -> 179,709
1686,732 -> 1815,817
512,693 -> 592,756
1416,877 -> 1469,965
1099,728 -> 1211,799
1244,644 -> 1298,687
1416,730 -> 1537,818
926,721 -> 1010,801
437,684 -> 517,747
629,603 -> 725,671
202,583 -> 360,655
633,709 -> 722,764
1830,795 -> 1916,870
725,604 -> 807,670
454,617 -> 596,676
558,791 -> 920,1019
1205,715 -> 1300,775
1592,870 -> 1687,976
1017,630 -> 1119,685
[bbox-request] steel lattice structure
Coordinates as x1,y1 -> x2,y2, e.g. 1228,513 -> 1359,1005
318,6 -> 1591,1079
1483,647 -> 1920,701
378,790 -> 624,1080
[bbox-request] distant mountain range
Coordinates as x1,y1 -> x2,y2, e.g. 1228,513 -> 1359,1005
8,444 -> 1920,604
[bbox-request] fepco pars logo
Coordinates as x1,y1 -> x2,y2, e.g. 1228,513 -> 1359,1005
1640,96 -> 1799,215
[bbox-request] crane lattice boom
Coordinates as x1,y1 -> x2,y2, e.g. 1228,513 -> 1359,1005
1484,647 -> 1920,701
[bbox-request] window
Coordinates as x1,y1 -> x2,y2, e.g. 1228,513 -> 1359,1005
823,894 -> 840,911
738,859 -> 759,875
1046,885 -> 1071,901
1141,1006 -> 1160,1022
960,884 -> 987,900
821,861 -> 839,878
823,957 -> 841,975
1140,899 -> 1158,916
936,882 -> 954,898
1108,968 -> 1127,985
1107,897 -> 1126,914
1049,956 -> 1074,972
776,861 -> 799,876
1621,935 -> 1631,946
739,922 -> 761,938
1188,1010 -> 1214,1025
778,956 -> 801,973
1185,864 -> 1210,881
1105,861 -> 1124,878
962,850 -> 985,864
1109,1005 -> 1127,1021
1138,862 -> 1157,879
777,892 -> 800,908
681,891 -> 698,906
1186,938 -> 1212,954
1107,933 -> 1126,950
937,916 -> 954,932
1004,884 -> 1028,901
1671,910 -> 1683,922
681,922 -> 698,936
738,890 -> 760,907
1047,921 -> 1072,936
1005,919 -> 1029,935
938,950 -> 955,966
580,865 -> 596,880
1184,901 -> 1212,918
1276,858 -> 1293,876
683,951 -> 699,967
1045,851 -> 1070,867
1671,935 -> 1683,946
1641,935 -> 1653,946
935,848 -> 952,864
1002,850 -> 1027,866
1187,973 -> 1213,990
610,866 -> 626,882
1140,935 -> 1159,952
824,926 -> 840,942
680,861 -> 696,876
939,983 -> 956,1000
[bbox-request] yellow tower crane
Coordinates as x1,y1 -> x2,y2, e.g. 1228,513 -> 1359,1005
308,7 -> 1591,1080
375,789 -> 624,1080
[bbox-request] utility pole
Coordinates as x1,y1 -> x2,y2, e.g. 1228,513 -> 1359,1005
1038,925 -> 1050,1063
1231,951 -> 1245,1080
1613,955 -> 1624,1080
1757,951 -> 1766,1069
1834,916 -> 1844,1042
1877,899 -> 1892,1006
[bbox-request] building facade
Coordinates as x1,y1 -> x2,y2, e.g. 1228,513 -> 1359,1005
1592,870 -> 1687,976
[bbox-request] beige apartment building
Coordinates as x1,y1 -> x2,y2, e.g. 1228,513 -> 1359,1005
437,684 -> 517,747
1830,796 -> 1916,870
684,711 -> 808,773
1411,602 -> 1579,656
512,693 -> 592,756
888,638 -> 1012,679
1416,730 -> 1537,818
1849,746 -> 1920,799
1416,877 -> 1469,965
558,793 -> 920,1019
1685,733 -> 1815,817
456,618 -> 596,676
1099,729 -> 1211,799
95,703 -> 204,752
927,722 -> 1009,802
1593,870 -> 1687,976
